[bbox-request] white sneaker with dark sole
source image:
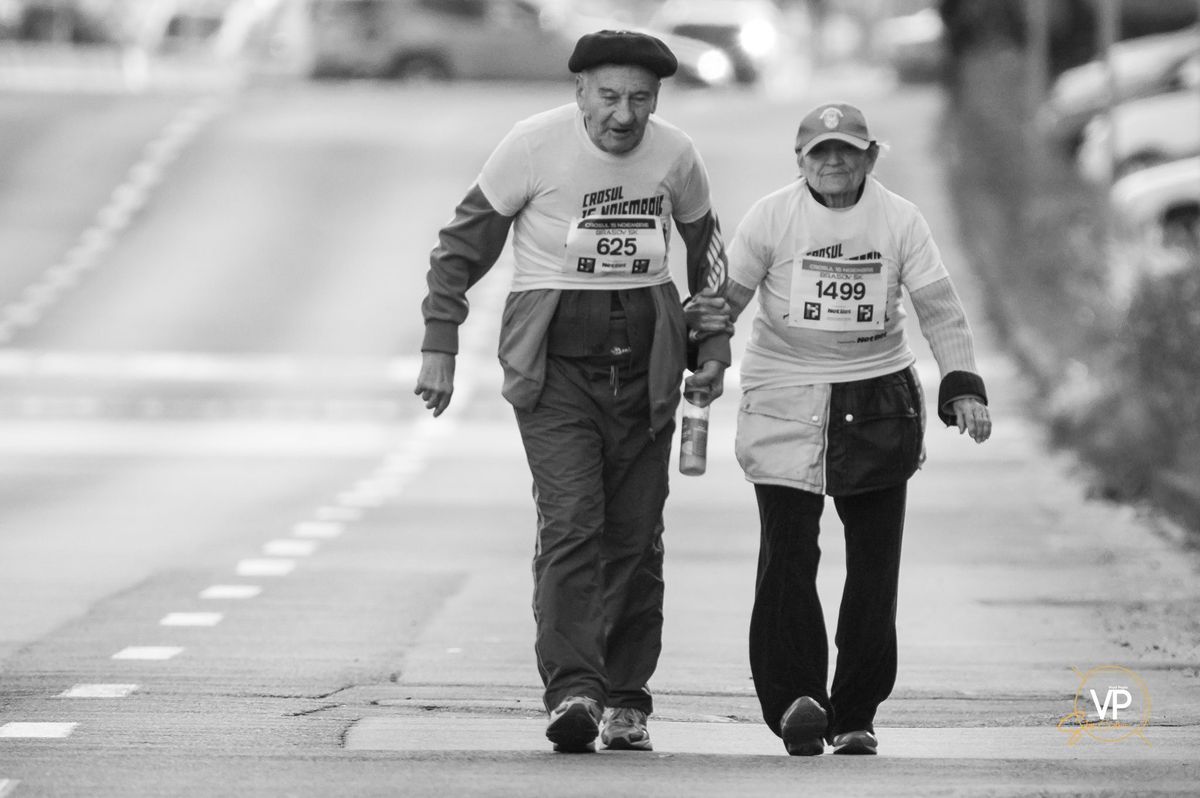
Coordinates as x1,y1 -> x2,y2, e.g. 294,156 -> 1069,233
600,707 -> 653,751
546,696 -> 602,753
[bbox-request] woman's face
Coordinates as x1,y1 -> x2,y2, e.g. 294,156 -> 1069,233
797,140 -> 877,207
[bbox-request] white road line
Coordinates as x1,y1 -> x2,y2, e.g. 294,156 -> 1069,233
159,612 -> 223,627
0,95 -> 228,344
0,779 -> 19,797
293,522 -> 343,539
200,585 -> 261,599
336,489 -> 385,509
235,558 -> 295,576
0,349 -> 422,384
57,684 -> 139,698
0,419 -> 405,457
0,722 -> 77,739
262,540 -> 317,557
112,646 -> 183,661
316,506 -> 361,522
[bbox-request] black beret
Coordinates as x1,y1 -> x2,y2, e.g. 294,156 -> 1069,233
568,30 -> 677,78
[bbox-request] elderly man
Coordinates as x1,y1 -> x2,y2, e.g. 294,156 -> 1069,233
414,30 -> 730,754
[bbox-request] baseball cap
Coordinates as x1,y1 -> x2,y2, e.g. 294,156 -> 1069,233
796,103 -> 873,157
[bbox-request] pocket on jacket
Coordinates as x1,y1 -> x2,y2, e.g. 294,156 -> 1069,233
825,370 -> 922,496
735,385 -> 831,493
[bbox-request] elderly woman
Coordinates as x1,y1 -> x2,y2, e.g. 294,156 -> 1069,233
717,102 -> 992,756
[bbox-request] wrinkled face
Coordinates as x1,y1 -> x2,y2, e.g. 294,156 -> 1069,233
576,65 -> 660,155
797,139 -> 878,206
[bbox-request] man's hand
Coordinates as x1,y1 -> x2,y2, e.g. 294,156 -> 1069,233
684,289 -> 734,339
951,396 -> 991,443
414,351 -> 456,417
683,360 -> 726,407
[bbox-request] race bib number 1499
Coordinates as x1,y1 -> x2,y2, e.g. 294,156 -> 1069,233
788,257 -> 886,331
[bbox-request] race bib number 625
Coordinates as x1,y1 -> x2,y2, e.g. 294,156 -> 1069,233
564,216 -> 667,278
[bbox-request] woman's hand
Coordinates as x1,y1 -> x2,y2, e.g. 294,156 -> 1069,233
683,290 -> 734,339
952,396 -> 991,443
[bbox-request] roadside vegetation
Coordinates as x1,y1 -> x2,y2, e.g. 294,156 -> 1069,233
942,43 -> 1200,539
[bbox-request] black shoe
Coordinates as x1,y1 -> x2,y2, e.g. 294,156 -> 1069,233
780,697 -> 827,756
831,729 -> 878,755
546,696 -> 602,753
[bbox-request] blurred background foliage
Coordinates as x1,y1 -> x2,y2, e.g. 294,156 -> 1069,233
938,0 -> 1200,536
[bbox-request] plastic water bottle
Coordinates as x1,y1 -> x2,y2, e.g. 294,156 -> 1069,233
679,389 -> 710,476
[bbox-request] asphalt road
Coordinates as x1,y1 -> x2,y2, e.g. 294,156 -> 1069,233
1,63 -> 1199,796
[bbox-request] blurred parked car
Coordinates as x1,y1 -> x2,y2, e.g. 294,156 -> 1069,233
1110,156 -> 1200,249
557,7 -> 734,88
308,0 -> 571,80
872,7 -> 944,83
151,0 -> 232,54
6,0 -> 113,43
1077,88 -> 1200,184
649,0 -> 783,85
1038,25 -> 1200,154
305,0 -> 732,86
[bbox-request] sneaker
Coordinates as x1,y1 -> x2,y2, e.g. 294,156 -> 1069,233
831,729 -> 878,755
546,696 -> 602,753
780,697 -> 827,756
600,707 -> 653,751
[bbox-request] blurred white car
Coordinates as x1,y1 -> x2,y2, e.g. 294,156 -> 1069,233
557,7 -> 735,88
873,7 -> 945,83
1110,156 -> 1200,248
1039,25 -> 1200,154
650,0 -> 784,85
305,0 -> 732,87
1077,88 -> 1200,183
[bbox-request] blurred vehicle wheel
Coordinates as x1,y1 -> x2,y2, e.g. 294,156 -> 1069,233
389,53 -> 452,81
1116,151 -> 1169,178
1162,204 -> 1200,249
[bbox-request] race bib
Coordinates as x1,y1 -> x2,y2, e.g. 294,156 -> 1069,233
563,216 -> 667,278
788,257 -> 886,331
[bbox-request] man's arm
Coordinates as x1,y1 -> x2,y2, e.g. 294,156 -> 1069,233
415,184 -> 514,416
676,210 -> 732,405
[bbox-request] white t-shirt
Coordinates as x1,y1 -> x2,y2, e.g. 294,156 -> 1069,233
728,176 -> 949,389
476,103 -> 712,292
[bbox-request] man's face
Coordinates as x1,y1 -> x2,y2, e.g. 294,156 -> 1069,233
576,65 -> 660,155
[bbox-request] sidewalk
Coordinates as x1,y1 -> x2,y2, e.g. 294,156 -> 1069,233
337,79 -> 1200,792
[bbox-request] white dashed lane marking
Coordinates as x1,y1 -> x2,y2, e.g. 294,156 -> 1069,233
261,540 -> 317,557
0,349 -> 421,385
0,722 -> 78,739
316,506 -> 361,523
0,96 -> 228,345
293,522 -> 343,539
159,612 -> 223,627
56,684 -> 139,698
199,584 -> 261,599
235,559 -> 295,577
111,646 -> 183,661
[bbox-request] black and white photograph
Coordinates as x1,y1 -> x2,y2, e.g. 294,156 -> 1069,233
1,0 -> 1198,794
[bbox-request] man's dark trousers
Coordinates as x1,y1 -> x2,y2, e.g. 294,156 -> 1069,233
515,355 -> 673,715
